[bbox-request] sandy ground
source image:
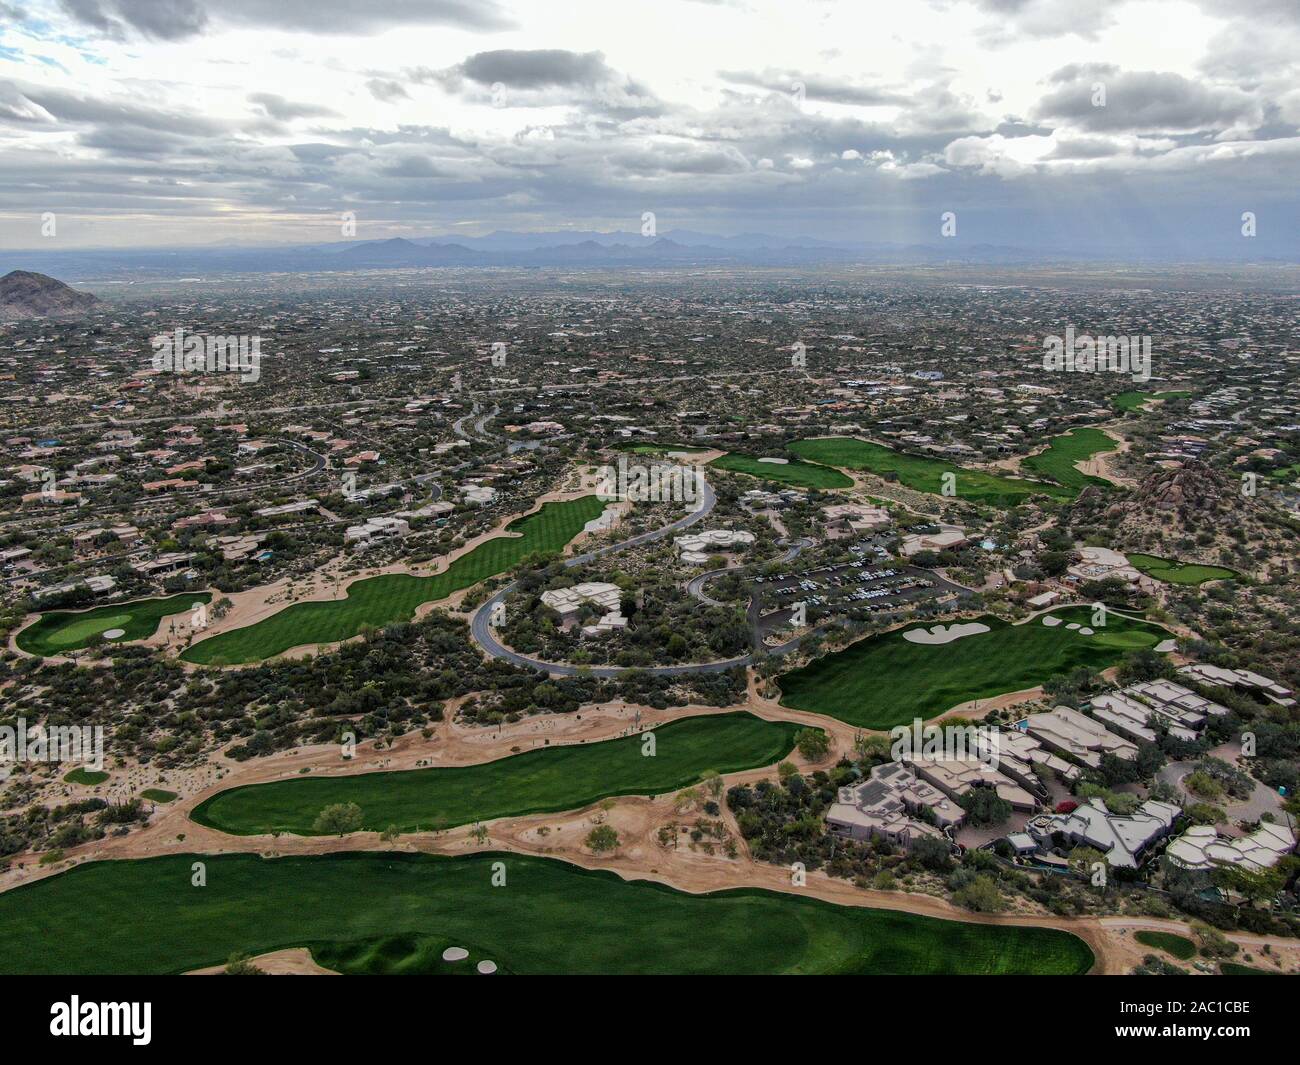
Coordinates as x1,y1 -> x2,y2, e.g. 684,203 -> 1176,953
185,948 -> 338,976
7,682 -> 1297,977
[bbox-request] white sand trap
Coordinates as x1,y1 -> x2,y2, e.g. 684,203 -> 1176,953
902,622 -> 991,645
1066,623 -> 1081,630
1155,639 -> 1177,653
102,628 -> 126,639
1041,615 -> 1062,627
758,457 -> 789,464
442,947 -> 469,962
477,960 -> 498,974
1078,627 -> 1094,635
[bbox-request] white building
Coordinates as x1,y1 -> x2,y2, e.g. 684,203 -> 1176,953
539,581 -> 627,637
345,515 -> 410,547
1166,822 -> 1295,873
1026,797 -> 1181,869
674,528 -> 755,565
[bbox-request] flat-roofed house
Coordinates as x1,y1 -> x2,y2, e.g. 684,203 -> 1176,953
1166,822 -> 1295,873
826,761 -> 962,847
1026,798 -> 1181,869
1024,705 -> 1137,769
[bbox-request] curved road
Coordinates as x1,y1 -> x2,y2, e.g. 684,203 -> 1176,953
472,477 -> 750,676
470,483 -> 822,677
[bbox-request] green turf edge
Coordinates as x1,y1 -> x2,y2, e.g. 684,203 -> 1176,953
0,850 -> 1097,976
189,712 -> 803,836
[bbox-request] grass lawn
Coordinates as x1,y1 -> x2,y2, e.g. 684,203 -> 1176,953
141,788 -> 178,803
777,606 -> 1167,729
709,452 -> 853,489
1127,553 -> 1238,585
1020,428 -> 1118,492
191,712 -> 801,836
0,851 -> 1094,975
1113,390 -> 1192,412
181,496 -> 606,665
614,441 -> 712,455
16,592 -> 212,657
789,437 -> 1072,506
1135,930 -> 1197,960
1220,961 -> 1279,976
62,768 -> 109,786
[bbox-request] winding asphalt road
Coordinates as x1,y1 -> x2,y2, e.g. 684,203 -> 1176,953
469,481 -> 824,677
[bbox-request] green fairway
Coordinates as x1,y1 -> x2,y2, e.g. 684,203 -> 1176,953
614,441 -> 712,455
141,788 -> 178,803
1021,428 -> 1118,491
1113,390 -> 1192,412
1135,930 -> 1196,960
191,713 -> 801,836
16,592 -> 211,656
0,851 -> 1095,975
777,606 -> 1167,729
709,452 -> 853,489
1220,962 -> 1279,976
63,768 -> 109,786
181,496 -> 606,665
789,437 -> 1072,505
1126,553 -> 1238,585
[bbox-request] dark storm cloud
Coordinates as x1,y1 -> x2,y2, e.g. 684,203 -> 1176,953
1035,66 -> 1260,133
366,78 -> 410,102
248,93 -> 338,121
718,69 -> 910,107
0,79 -> 228,135
58,0 -> 207,40
59,0 -> 512,39
427,49 -> 662,118
454,49 -> 614,89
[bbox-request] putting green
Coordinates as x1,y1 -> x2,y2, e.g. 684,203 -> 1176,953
777,606 -> 1168,729
1127,554 -> 1238,586
16,592 -> 211,656
709,452 -> 853,489
0,851 -> 1095,975
181,495 -> 606,665
1020,428 -> 1118,491
191,712 -> 801,836
1134,930 -> 1196,960
789,437 -> 1072,506
1113,390 -> 1191,412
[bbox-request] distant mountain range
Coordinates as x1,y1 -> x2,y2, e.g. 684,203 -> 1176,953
0,228 -> 1294,280
0,270 -> 101,320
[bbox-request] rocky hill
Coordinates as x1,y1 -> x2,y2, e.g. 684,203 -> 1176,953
0,270 -> 100,320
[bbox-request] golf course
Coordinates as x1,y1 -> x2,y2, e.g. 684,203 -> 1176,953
777,606 -> 1168,729
191,712 -> 802,836
710,451 -> 853,489
1127,553 -> 1238,586
1020,427 -> 1118,492
181,495 -> 606,665
788,437 -> 1073,505
16,591 -> 211,656
0,851 -> 1095,975
1113,390 -> 1192,412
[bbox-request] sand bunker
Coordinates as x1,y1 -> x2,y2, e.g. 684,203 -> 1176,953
902,622 -> 991,645
1155,639 -> 1177,653
758,457 -> 789,464
1041,615 -> 1062,627
477,960 -> 498,974
1078,627 -> 1094,635
1066,623 -> 1081,630
102,629 -> 126,639
442,946 -> 469,961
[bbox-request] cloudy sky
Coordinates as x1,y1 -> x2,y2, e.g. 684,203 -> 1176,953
0,0 -> 1296,253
